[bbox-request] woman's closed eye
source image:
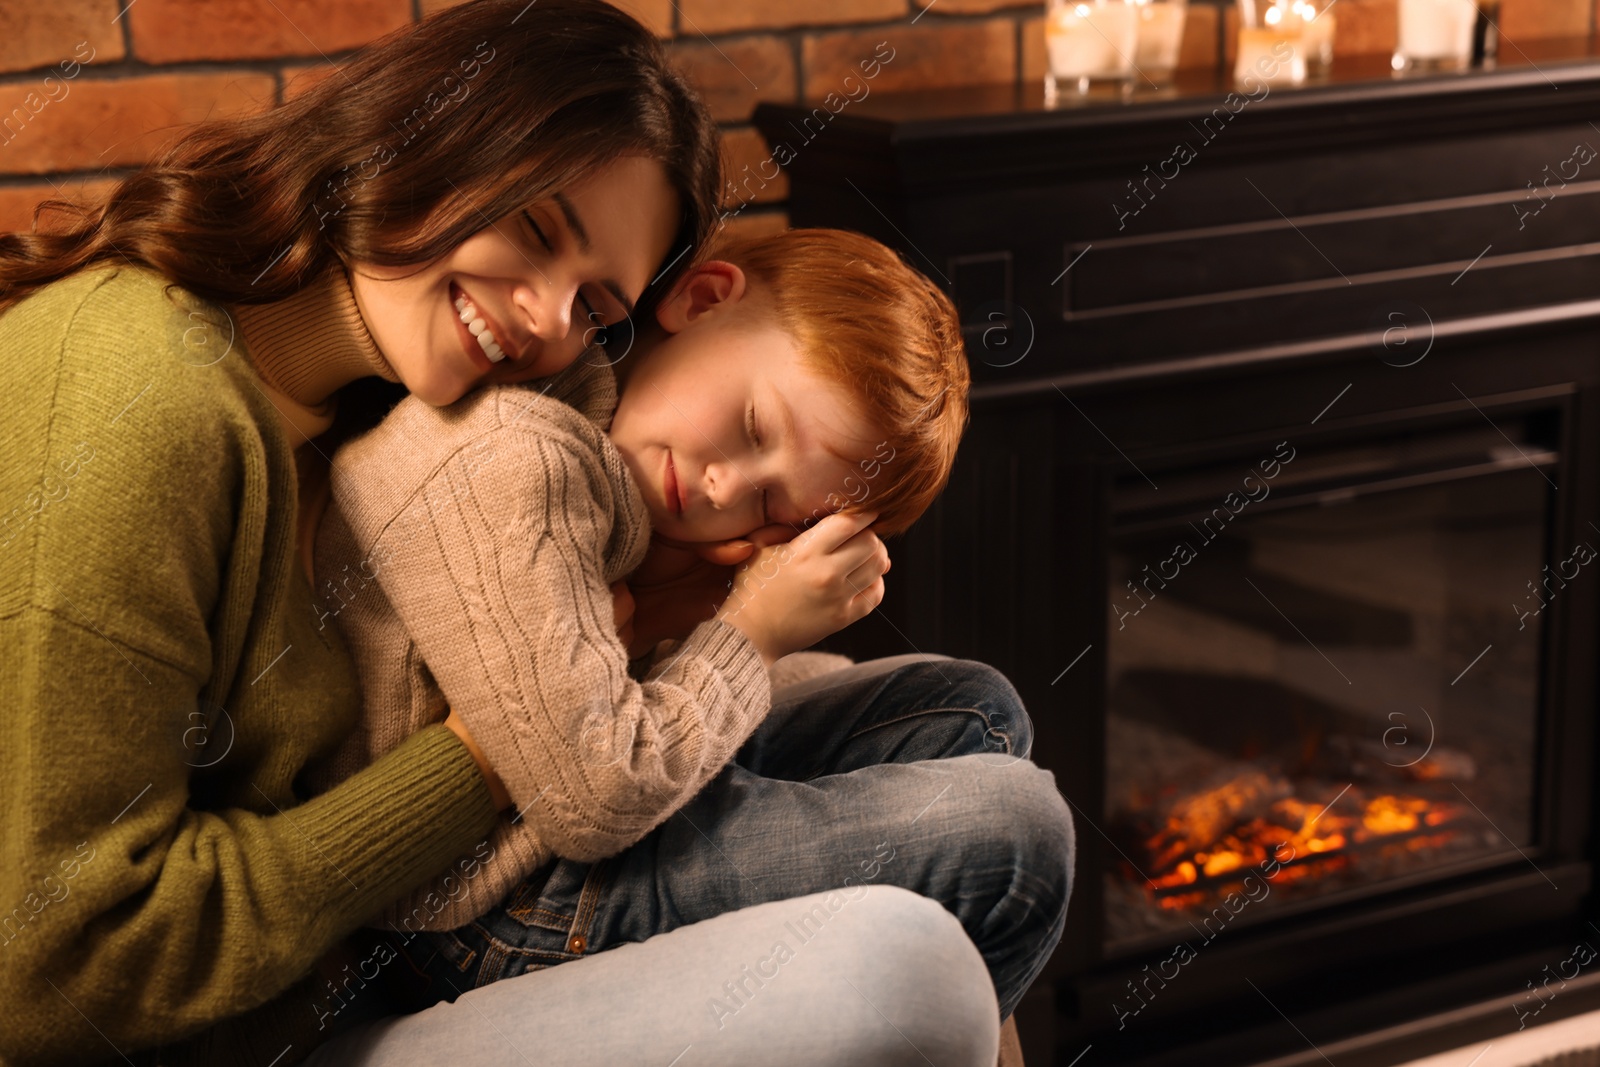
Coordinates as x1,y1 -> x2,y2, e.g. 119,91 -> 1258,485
523,209 -> 609,341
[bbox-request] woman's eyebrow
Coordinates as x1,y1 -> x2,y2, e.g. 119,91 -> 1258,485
553,191 -> 637,319
553,193 -> 591,251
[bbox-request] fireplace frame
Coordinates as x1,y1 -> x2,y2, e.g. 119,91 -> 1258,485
757,45 -> 1600,1066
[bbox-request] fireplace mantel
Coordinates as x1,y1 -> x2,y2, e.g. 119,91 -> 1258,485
756,41 -> 1600,392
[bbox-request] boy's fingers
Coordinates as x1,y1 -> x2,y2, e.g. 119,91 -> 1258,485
800,509 -> 880,554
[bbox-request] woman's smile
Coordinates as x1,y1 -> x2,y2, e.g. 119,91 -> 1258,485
451,281 -> 513,366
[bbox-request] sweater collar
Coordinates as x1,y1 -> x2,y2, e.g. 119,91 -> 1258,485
226,263 -> 401,440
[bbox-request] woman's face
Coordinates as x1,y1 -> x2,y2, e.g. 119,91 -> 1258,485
349,156 -> 680,406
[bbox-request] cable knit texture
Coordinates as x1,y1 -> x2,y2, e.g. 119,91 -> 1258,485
309,354 -> 774,930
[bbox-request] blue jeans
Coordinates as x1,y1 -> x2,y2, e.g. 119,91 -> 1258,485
396,654 -> 1075,1023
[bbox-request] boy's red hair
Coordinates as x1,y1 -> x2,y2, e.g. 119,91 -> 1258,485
708,227 -> 970,539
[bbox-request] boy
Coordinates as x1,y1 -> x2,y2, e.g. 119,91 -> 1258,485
306,227 -> 970,940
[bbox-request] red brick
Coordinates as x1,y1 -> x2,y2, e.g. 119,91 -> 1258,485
1024,4 -> 1219,81
1502,0 -> 1589,38
0,2 -> 125,76
1178,4 -> 1222,68
914,0 -> 1038,12
720,127 -> 790,209
0,72 -> 276,175
0,176 -> 118,236
128,0 -> 411,64
680,0 -> 905,34
669,35 -> 798,123
804,20 -> 1016,95
714,209 -> 789,244
1327,0 -> 1397,56
422,0 -> 674,35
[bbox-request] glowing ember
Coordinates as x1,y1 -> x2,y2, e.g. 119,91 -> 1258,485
1135,774 -> 1463,909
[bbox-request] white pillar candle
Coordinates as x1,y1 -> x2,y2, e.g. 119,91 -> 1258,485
1397,0 -> 1476,62
1047,1 -> 1140,83
1234,12 -> 1306,87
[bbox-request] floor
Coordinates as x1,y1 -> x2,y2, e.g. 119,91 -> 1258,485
1392,1007 -> 1600,1067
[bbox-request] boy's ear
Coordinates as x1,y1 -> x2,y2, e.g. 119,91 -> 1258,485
655,260 -> 747,334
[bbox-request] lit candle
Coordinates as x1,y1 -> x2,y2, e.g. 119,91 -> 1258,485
1047,0 -> 1140,90
1293,0 -> 1335,74
1233,5 -> 1306,86
1396,0 -> 1476,65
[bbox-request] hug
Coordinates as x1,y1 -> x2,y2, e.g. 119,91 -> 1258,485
0,2 -> 1073,1065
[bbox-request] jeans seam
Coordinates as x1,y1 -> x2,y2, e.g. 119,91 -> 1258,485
570,857 -> 611,955
841,706 -> 994,748
507,905 -> 576,928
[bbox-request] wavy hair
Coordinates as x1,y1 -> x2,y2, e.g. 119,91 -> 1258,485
0,0 -> 721,320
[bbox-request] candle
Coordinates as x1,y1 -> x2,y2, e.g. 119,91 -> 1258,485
1234,7 -> 1306,87
1046,0 -> 1140,91
1293,1 -> 1335,74
1396,0 -> 1476,67
1134,0 -> 1188,83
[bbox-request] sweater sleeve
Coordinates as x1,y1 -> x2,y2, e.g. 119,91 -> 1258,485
365,429 -> 772,867
0,269 -> 501,1063
0,610 -> 498,1062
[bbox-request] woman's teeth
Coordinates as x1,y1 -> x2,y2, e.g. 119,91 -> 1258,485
454,292 -> 506,363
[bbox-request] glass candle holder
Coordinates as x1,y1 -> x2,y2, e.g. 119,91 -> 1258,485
1290,0 -> 1336,77
1133,0 -> 1188,88
1045,0 -> 1140,99
1235,0 -> 1308,87
1393,0 -> 1477,72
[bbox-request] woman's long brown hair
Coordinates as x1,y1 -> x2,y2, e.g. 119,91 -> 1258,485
0,0 -> 721,318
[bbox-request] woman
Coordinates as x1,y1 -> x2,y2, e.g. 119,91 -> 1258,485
0,2 -> 1064,1064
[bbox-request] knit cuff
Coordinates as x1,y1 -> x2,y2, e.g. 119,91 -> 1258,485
290,724 -> 501,931
659,616 -> 770,711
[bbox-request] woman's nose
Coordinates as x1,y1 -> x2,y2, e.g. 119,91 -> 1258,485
518,280 -> 573,342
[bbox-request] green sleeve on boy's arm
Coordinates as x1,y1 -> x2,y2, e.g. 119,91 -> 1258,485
0,608 -> 498,1062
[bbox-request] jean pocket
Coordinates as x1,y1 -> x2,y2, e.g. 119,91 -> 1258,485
502,857 -> 595,933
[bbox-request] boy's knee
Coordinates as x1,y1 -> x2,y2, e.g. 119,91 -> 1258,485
995,762 -> 1077,906
930,658 -> 1034,760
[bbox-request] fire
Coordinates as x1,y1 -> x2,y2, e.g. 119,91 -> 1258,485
1137,775 -> 1461,909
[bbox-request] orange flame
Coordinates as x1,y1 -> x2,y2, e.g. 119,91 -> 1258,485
1138,776 -> 1460,909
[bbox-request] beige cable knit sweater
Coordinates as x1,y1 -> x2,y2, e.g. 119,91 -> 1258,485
306,353 -> 775,931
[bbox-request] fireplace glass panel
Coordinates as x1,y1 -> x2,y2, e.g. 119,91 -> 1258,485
1104,426 -> 1550,950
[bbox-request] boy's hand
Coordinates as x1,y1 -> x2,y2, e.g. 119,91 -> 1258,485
715,510 -> 889,666
623,525 -> 795,653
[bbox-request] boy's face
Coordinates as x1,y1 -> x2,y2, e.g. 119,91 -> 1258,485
608,263 -> 885,544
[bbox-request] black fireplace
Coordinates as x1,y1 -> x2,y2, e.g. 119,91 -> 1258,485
759,42 -> 1600,1067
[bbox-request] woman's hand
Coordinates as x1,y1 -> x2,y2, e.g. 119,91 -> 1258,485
443,707 -> 512,811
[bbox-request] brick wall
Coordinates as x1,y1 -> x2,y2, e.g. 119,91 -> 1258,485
0,0 -> 1593,237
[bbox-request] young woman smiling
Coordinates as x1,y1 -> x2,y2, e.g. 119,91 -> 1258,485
0,2 -> 1012,1064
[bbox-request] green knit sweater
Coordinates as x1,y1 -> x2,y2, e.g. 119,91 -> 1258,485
0,263 -> 501,1065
